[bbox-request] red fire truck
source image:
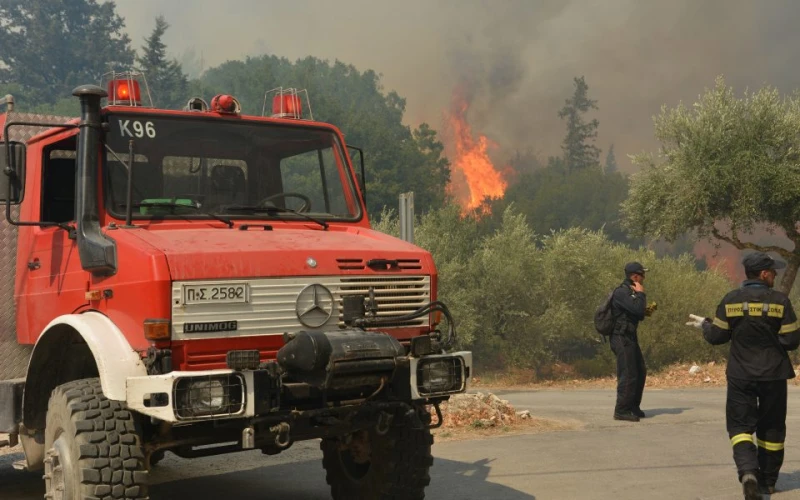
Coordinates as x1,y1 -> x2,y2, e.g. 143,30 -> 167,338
0,73 -> 471,499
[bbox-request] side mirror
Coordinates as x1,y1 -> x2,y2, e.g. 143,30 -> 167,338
0,141 -> 25,204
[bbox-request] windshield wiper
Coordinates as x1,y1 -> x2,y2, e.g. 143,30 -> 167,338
224,205 -> 329,230
128,202 -> 234,228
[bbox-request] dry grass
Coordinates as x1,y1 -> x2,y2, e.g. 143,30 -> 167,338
471,361 -> 800,390
432,416 -> 581,442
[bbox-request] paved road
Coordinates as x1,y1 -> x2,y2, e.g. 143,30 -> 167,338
4,388 -> 800,499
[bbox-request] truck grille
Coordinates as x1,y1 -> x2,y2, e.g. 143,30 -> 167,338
338,276 -> 429,327
171,275 -> 431,340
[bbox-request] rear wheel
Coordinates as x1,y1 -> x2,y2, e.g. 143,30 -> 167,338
43,378 -> 148,500
321,410 -> 434,500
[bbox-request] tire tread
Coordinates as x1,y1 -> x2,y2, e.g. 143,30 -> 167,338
46,378 -> 149,500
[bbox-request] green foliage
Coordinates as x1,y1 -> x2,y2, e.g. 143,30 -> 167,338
136,16 -> 188,109
622,76 -> 800,293
376,203 -> 733,374
0,0 -> 134,104
559,76 -> 601,172
196,56 -> 449,215
573,353 -> 615,378
491,163 -> 636,245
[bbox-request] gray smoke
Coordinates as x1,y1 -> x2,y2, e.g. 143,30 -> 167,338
115,0 -> 800,172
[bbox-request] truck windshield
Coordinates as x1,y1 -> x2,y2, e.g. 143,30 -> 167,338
103,113 -> 361,221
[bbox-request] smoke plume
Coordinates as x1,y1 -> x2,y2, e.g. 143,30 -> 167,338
115,0 -> 800,171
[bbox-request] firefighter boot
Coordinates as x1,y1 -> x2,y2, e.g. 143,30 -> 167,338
741,473 -> 763,500
613,411 -> 639,422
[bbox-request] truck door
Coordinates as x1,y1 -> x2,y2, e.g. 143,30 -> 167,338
17,137 -> 87,343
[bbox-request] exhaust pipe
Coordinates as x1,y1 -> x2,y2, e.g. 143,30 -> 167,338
72,85 -> 117,275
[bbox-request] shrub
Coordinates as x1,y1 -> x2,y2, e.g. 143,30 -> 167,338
373,203 -> 734,376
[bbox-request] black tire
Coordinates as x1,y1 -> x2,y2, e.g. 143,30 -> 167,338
321,412 -> 434,500
43,378 -> 148,500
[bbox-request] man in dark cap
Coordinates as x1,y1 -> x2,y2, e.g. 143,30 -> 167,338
687,251 -> 800,499
609,262 -> 650,422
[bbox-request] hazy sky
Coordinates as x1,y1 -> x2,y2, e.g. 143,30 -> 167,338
115,0 -> 800,172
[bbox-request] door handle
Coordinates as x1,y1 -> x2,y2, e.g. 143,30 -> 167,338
27,259 -> 40,270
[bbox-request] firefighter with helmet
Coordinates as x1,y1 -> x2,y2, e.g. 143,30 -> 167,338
686,251 -> 800,499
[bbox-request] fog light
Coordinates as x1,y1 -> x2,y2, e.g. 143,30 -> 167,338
417,358 -> 464,396
174,374 -> 244,420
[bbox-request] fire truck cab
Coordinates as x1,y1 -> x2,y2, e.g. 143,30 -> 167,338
0,75 -> 471,499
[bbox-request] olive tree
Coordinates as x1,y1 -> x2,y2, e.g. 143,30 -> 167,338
622,77 -> 800,294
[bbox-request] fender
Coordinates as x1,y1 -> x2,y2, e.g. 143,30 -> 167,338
23,311 -> 146,429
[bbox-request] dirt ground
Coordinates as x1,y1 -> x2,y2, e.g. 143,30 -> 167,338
430,391 -> 582,442
469,361 -> 798,390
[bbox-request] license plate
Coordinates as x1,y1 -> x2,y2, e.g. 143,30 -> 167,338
182,283 -> 250,305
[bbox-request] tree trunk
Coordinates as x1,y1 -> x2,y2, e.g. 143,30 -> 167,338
777,256 -> 800,295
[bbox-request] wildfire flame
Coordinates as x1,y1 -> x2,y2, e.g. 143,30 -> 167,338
692,224 -> 793,283
444,91 -> 508,213
693,239 -> 740,281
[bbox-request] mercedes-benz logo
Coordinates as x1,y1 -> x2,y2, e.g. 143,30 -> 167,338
295,284 -> 334,328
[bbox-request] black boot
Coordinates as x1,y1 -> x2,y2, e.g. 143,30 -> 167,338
613,411 -> 640,422
742,473 -> 763,500
633,408 -> 646,418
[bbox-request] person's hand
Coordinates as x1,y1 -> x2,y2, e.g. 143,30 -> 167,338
632,282 -> 645,293
685,314 -> 706,329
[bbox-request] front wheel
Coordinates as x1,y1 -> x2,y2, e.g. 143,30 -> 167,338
321,409 -> 434,500
43,378 -> 148,500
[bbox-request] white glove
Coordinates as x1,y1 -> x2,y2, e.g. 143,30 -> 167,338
685,314 -> 706,329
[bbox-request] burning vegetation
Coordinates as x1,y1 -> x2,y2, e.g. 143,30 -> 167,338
444,90 -> 508,214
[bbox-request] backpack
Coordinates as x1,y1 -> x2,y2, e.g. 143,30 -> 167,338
594,290 -> 619,339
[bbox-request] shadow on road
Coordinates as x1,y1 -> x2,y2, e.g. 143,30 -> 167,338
151,456 -> 536,500
646,407 -> 691,417
1,449 -> 535,500
0,452 -> 43,499
774,469 -> 800,496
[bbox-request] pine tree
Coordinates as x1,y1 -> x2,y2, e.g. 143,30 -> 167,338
136,16 -> 188,109
605,144 -> 618,173
558,76 -> 600,173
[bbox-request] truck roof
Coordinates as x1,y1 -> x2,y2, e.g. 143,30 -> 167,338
0,112 -> 76,144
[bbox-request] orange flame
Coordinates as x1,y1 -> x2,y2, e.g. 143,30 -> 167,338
692,223 -> 793,283
693,239 -> 740,281
444,91 -> 508,214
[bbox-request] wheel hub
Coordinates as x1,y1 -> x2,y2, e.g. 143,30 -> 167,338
338,430 -> 372,480
43,436 -> 73,500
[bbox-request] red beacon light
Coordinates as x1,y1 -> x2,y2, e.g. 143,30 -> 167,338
102,70 -> 152,107
108,79 -> 141,106
210,94 -> 241,114
272,93 -> 302,119
264,88 -> 312,120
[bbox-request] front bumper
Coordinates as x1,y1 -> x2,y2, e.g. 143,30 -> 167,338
126,351 -> 472,423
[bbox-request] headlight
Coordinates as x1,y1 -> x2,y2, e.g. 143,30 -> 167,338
189,380 -> 225,411
173,374 -> 245,420
416,357 -> 465,396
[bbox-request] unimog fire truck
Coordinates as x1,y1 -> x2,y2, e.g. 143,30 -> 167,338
0,73 -> 471,499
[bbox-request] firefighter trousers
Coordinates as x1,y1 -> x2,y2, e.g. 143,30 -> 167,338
610,333 -> 646,413
727,377 -> 787,487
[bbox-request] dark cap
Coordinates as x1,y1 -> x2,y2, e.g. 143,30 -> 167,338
743,252 -> 786,273
624,262 -> 649,276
